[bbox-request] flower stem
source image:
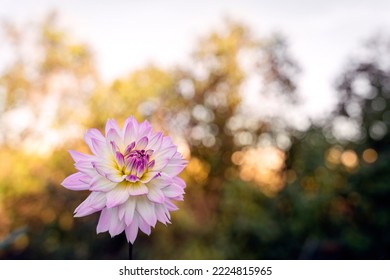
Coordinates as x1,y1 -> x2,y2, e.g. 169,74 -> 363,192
128,242 -> 133,260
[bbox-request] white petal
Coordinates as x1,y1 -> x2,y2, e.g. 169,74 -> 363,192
124,198 -> 137,225
90,175 -> 117,192
97,208 -> 111,233
128,182 -> 149,196
105,119 -> 120,137
152,145 -> 177,162
123,116 -> 138,144
137,120 -> 152,139
74,192 -> 106,217
155,204 -> 170,225
147,132 -> 163,151
91,138 -> 110,157
138,216 -> 152,235
147,186 -> 165,203
125,218 -> 139,244
106,185 -> 130,208
62,172 -> 90,191
106,128 -> 123,150
136,197 -> 157,226
109,209 -> 126,237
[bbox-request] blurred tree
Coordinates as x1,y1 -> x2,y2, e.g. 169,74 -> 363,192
1,13 -> 389,260
0,11 -> 98,151
140,20 -> 302,259
0,13 -> 103,259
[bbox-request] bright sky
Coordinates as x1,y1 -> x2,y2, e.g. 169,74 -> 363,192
2,0 -> 390,120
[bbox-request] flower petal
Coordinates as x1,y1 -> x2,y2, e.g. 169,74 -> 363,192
150,158 -> 169,171
123,116 -> 138,144
155,204 -> 170,225
147,132 -> 163,151
92,161 -> 124,183
140,171 -> 160,183
137,120 -> 152,139
128,182 -> 149,196
106,184 -> 130,208
89,175 -> 117,192
106,128 -> 122,150
118,197 -> 136,225
136,197 -> 157,227
97,208 -> 111,233
162,153 -> 188,176
147,186 -> 165,203
125,218 -> 139,244
162,182 -> 185,199
152,145 -> 177,162
74,192 -> 106,217
74,160 -> 95,175
135,136 -> 148,150
108,208 -> 126,237
138,216 -> 152,235
62,172 -> 90,191
147,173 -> 172,190
164,199 -> 179,211
68,150 -> 94,163
84,128 -> 105,155
91,138 -> 109,157
105,119 -> 120,137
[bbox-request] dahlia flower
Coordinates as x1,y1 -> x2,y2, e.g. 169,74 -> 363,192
61,117 -> 187,243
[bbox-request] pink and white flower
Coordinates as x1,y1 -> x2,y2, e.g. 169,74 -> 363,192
61,116 -> 187,243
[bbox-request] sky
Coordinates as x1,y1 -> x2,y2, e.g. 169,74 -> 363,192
1,0 -> 390,120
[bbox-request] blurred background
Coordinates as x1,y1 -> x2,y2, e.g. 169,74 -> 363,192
1,0 -> 390,259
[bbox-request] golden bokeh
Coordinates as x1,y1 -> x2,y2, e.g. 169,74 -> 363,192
235,146 -> 286,196
362,148 -> 378,164
340,149 -> 359,169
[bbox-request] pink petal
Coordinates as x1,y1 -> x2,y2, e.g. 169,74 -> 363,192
91,138 -> 109,157
140,171 -> 160,183
123,116 -> 138,144
147,186 -> 165,203
108,208 -> 126,237
61,172 -> 90,191
105,119 -> 120,137
106,185 -> 130,208
106,128 -> 122,149
84,128 -> 105,154
173,176 -> 186,188
90,175 -> 117,192
125,218 -> 139,244
152,145 -> 177,162
155,204 -> 170,225
136,198 -> 157,227
74,192 -> 106,217
135,136 -> 148,150
147,173 -> 172,190
92,161 -> 123,183
150,158 -> 169,171
74,161 -> 95,176
97,208 -> 111,233
147,132 -> 163,151
137,216 -> 152,235
68,150 -> 94,163
137,120 -> 152,139
128,182 -> 149,196
167,177 -> 186,201
164,199 -> 179,211
118,198 -> 136,225
162,153 -> 187,175
160,136 -> 174,149
162,182 -> 184,199
115,152 -> 125,169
